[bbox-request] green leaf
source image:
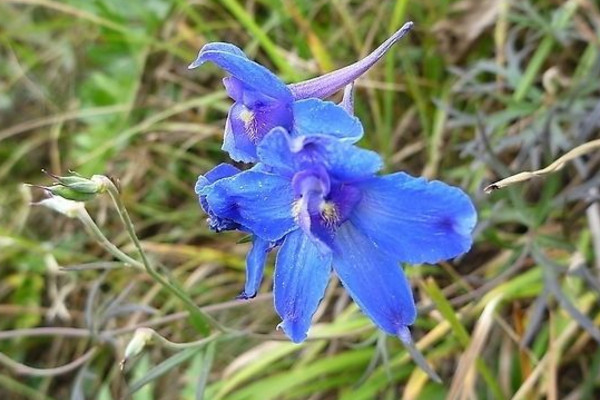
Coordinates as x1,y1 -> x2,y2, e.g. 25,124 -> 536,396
129,347 -> 203,395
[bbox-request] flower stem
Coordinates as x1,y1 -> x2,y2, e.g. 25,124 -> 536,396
0,347 -> 97,377
76,209 -> 143,270
98,176 -> 226,334
148,330 -> 225,351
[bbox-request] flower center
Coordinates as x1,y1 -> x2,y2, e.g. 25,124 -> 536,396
289,167 -> 362,249
319,201 -> 339,227
239,107 -> 258,141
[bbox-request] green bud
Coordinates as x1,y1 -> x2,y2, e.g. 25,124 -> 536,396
51,175 -> 86,186
40,171 -> 108,201
46,185 -> 98,202
65,180 -> 103,194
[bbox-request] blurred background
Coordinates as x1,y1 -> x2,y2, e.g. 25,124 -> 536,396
1,0 -> 599,399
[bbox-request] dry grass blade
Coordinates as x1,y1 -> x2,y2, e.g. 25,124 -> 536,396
0,105 -> 130,142
433,0 -> 501,62
448,295 -> 502,400
586,187 -> 600,274
534,248 -> 600,343
546,313 -> 558,400
402,368 -> 429,400
511,318 -> 581,400
485,139 -> 600,193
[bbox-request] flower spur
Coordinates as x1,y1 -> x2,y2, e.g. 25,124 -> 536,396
188,22 -> 413,162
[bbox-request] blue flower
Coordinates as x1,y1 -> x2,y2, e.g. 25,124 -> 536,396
195,162 -> 280,300
188,22 -> 413,162
195,162 -> 242,232
198,128 -> 477,343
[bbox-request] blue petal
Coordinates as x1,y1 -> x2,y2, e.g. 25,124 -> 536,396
195,163 -> 241,196
189,42 -> 292,102
288,22 -> 413,99
238,236 -> 272,299
351,173 -> 477,264
293,99 -> 364,143
332,223 -> 416,336
204,170 -> 297,242
223,103 -> 260,162
254,127 -> 297,176
301,136 -> 382,181
195,163 -> 243,232
223,76 -> 244,102
223,100 -> 294,163
256,127 -> 382,179
274,230 -> 332,343
189,42 -> 246,61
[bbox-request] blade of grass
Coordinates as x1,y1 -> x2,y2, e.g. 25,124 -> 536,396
532,247 -> 600,343
195,342 -> 215,400
511,293 -> 598,400
219,0 -> 298,79
129,347 -> 204,395
214,341 -> 300,399
0,374 -> 57,400
448,296 -> 503,400
285,0 -> 333,72
423,84 -> 451,178
226,349 -> 373,400
381,0 -> 410,161
422,279 -> 504,399
77,92 -> 228,166
512,0 -> 580,101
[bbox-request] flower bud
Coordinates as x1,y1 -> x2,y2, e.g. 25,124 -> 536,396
39,170 -> 108,202
45,185 -> 98,202
120,328 -> 154,371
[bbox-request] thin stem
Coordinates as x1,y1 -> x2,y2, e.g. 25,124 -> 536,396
0,348 -> 97,377
0,327 -> 92,340
149,331 -> 224,351
0,293 -> 275,342
119,330 -> 227,370
76,209 -> 143,270
98,177 -> 226,333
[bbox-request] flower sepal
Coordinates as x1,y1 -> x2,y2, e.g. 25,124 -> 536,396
36,170 -> 109,201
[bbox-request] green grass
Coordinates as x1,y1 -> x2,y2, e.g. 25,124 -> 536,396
1,0 -> 599,399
